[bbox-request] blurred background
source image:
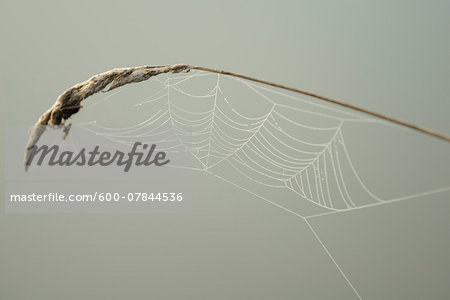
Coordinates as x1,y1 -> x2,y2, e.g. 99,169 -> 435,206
1,1 -> 449,299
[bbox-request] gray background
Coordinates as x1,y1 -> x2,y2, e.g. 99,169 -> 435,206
1,1 -> 449,299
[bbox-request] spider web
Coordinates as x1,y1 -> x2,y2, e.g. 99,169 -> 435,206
73,69 -> 449,299
77,69 -> 450,218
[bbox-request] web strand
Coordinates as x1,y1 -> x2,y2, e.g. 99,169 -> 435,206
74,69 -> 450,299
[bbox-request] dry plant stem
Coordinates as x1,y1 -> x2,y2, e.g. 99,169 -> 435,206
191,66 -> 450,143
24,64 -> 450,170
24,64 -> 189,170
